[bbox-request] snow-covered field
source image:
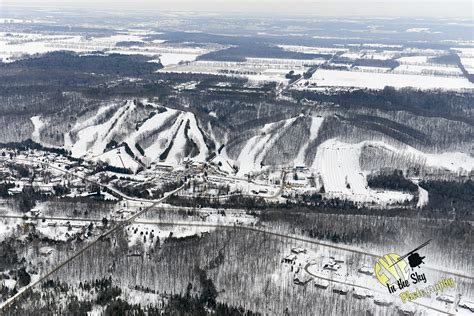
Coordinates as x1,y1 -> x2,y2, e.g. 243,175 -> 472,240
278,45 -> 348,55
393,64 -> 462,77
150,53 -> 199,66
0,31 -> 216,65
35,220 -> 86,242
309,69 -> 474,90
161,58 -> 322,84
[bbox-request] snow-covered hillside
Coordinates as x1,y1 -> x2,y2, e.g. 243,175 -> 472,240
27,99 -> 473,206
236,117 -> 298,175
312,139 -> 474,204
60,100 -> 212,170
32,100 -> 474,178
313,139 -> 413,204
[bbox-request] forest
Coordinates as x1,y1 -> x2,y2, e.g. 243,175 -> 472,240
367,170 -> 418,193
198,44 -> 331,62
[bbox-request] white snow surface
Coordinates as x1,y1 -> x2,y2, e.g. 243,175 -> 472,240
313,139 -> 413,204
294,116 -> 324,166
156,53 -> 199,66
312,139 -> 474,204
237,117 -> 297,176
310,69 -> 474,90
30,116 -> 45,142
93,146 -> 141,172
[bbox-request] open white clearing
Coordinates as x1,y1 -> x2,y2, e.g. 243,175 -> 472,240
310,69 -> 474,90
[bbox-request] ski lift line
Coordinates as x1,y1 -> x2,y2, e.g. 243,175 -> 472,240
118,152 -> 127,170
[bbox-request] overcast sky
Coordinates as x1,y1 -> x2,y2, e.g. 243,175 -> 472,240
1,0 -> 473,18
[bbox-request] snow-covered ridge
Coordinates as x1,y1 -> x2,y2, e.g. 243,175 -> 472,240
236,117 -> 299,175
59,101 -> 212,170
30,102 -> 473,191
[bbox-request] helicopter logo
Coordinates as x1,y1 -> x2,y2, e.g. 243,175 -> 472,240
390,239 -> 431,269
375,240 -> 431,289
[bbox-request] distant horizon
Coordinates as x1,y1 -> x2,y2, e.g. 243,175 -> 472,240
1,0 -> 473,19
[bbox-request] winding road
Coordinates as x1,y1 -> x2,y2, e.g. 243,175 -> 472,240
0,155 -> 186,311
0,155 -> 472,314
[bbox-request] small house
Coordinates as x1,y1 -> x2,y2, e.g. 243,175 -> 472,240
314,279 -> 329,289
283,254 -> 297,264
332,285 -> 349,295
293,274 -> 312,286
291,247 -> 307,254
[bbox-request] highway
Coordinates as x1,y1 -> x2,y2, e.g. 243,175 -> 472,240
1,212 -> 468,314
0,212 -> 471,281
0,155 -> 186,311
0,155 -> 472,313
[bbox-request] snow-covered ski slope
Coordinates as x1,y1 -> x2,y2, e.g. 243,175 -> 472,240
66,101 -> 135,157
30,116 -> 45,143
92,146 -> 142,173
313,139 -> 413,204
30,99 -> 473,205
63,101 -> 210,169
313,139 -> 474,204
124,109 -> 208,165
236,117 -> 298,175
61,103 -> 325,175
294,116 -> 324,166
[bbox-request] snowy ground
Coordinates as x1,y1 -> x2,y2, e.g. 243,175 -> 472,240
393,64 -> 462,77
237,117 -> 298,176
312,139 -> 414,204
308,69 -> 474,90
278,45 -> 348,55
0,31 -> 216,64
30,116 -> 45,143
312,139 -> 474,204
93,146 -> 142,173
